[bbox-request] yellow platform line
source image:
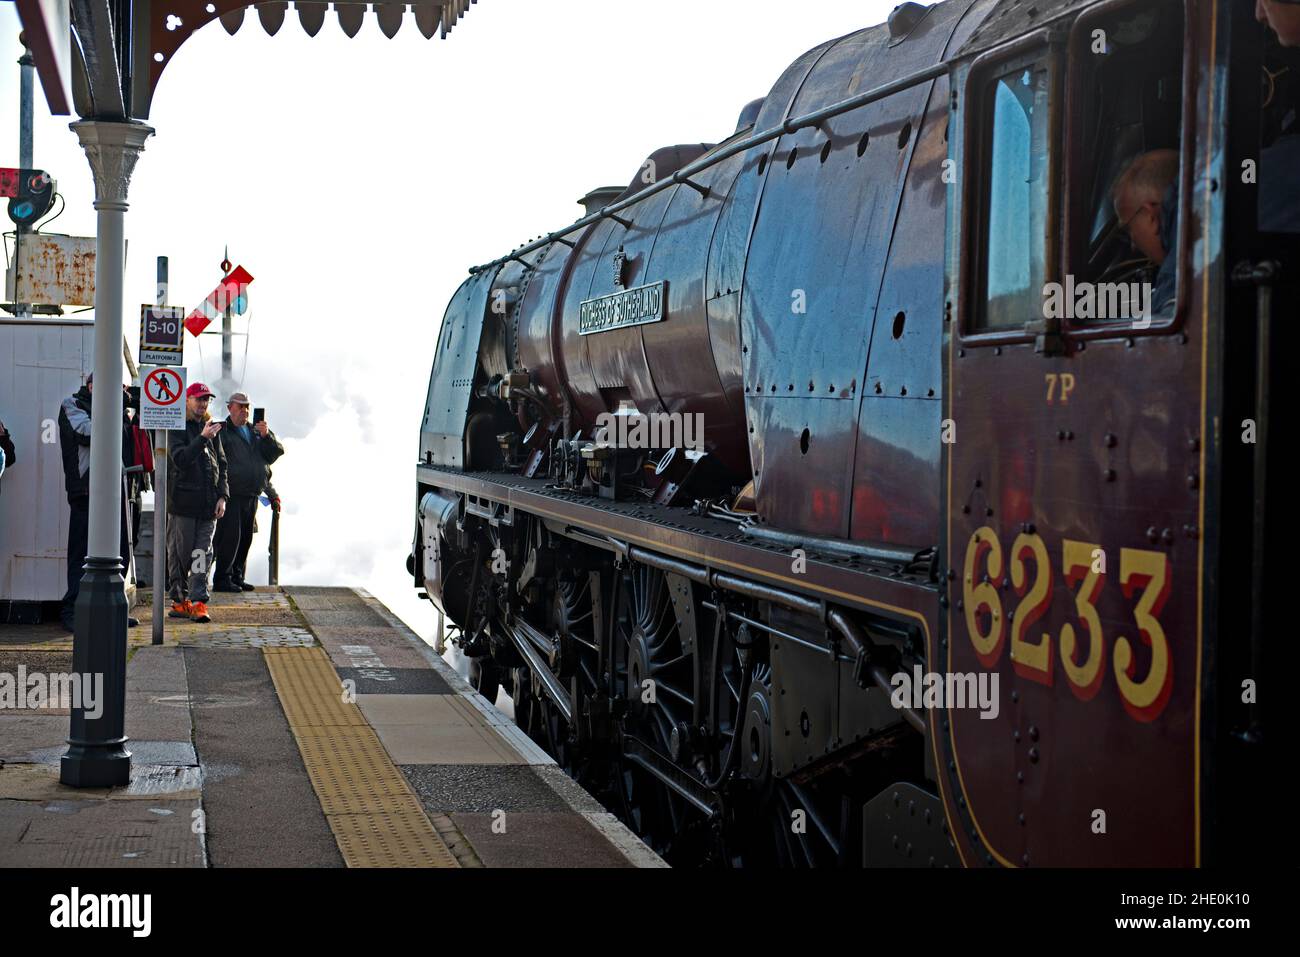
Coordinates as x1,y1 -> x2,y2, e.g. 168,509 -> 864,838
263,646 -> 460,868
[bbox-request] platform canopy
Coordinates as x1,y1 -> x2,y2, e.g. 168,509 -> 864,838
16,1 -> 482,119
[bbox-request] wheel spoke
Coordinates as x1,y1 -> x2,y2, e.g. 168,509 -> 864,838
650,653 -> 691,674
652,678 -> 693,707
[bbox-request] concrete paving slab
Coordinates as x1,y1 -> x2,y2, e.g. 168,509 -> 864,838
125,693 -> 194,741
337,667 -> 453,696
449,812 -> 634,868
125,644 -> 189,693
0,799 -> 34,845
294,607 -> 391,629
365,715 -> 525,765
2,797 -> 203,867
316,634 -> 433,670
356,693 -> 479,727
400,765 -> 570,813
0,713 -> 67,760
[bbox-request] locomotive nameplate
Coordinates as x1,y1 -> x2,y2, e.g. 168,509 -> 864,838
579,281 -> 667,335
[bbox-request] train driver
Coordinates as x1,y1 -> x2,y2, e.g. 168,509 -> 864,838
1111,149 -> 1180,317
1257,0 -> 1300,46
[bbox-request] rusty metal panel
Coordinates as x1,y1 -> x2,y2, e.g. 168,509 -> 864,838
5,233 -> 96,307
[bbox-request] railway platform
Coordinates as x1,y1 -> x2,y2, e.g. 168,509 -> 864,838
0,587 -> 663,869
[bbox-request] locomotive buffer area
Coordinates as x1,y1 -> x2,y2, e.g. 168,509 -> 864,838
0,586 -> 662,868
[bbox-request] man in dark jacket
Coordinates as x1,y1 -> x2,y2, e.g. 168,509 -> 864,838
57,374 -> 134,632
166,382 -> 228,623
214,392 -> 283,592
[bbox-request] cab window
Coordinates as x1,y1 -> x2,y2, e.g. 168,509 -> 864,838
978,61 -> 1052,331
1069,0 -> 1186,325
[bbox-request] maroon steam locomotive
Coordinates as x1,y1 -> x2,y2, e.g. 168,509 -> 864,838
412,0 -> 1292,866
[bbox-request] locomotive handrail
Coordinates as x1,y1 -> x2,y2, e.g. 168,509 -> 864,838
468,59 -> 950,275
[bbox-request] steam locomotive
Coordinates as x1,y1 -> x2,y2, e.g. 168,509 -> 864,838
413,0 -> 1292,866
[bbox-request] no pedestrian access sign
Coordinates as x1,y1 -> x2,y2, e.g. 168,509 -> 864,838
139,305 -> 185,366
141,366 -> 186,430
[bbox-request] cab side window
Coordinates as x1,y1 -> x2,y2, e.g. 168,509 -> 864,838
1069,0 -> 1186,325
978,63 -> 1052,331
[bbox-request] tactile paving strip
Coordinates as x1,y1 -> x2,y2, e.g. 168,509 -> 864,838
263,646 -> 458,868
328,810 -> 460,869
265,646 -> 369,728
294,728 -> 425,815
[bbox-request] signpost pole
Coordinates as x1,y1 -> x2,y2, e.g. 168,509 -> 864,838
152,257 -> 168,646
14,43 -> 33,319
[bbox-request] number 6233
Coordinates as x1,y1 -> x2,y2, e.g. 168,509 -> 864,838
961,526 -> 1173,722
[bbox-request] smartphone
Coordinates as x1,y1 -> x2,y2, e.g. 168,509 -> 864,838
253,407 -> 265,425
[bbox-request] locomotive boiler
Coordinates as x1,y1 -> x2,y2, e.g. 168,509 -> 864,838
413,0 -> 1292,866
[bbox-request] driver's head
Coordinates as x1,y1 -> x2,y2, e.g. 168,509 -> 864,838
1258,0 -> 1300,47
1112,149 -> 1179,265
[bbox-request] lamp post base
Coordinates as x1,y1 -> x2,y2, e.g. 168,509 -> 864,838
59,556 -> 131,788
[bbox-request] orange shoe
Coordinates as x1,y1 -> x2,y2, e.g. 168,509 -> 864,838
190,601 -> 211,623
168,600 -> 193,619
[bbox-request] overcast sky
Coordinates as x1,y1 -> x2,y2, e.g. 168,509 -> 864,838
2,0 -> 897,640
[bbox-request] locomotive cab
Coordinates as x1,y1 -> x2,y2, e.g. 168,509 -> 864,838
943,0 -> 1291,866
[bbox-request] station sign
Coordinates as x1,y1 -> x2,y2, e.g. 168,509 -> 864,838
140,305 -> 185,366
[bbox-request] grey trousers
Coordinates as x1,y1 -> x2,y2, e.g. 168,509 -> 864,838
167,514 -> 217,603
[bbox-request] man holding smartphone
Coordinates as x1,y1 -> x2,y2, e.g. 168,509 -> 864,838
167,382 -> 228,623
214,391 -> 283,592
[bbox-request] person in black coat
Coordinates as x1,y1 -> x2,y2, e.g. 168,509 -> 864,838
0,416 -> 14,493
56,374 -> 135,632
213,392 -> 283,591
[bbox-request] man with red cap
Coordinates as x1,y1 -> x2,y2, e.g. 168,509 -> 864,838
165,382 -> 228,623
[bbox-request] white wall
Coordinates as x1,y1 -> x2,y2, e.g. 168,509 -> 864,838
0,319 -> 94,602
